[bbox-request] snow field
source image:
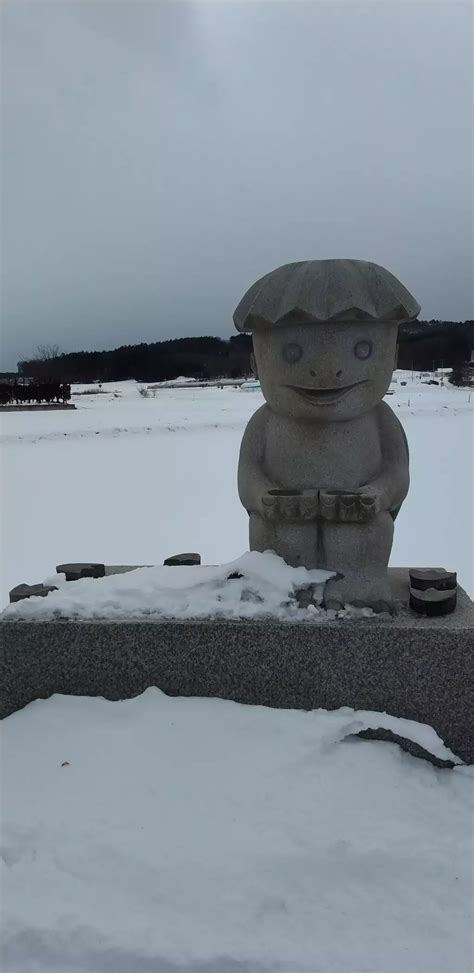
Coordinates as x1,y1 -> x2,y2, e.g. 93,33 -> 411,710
2,690 -> 473,973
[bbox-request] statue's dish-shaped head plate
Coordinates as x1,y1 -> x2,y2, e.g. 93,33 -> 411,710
234,259 -> 420,421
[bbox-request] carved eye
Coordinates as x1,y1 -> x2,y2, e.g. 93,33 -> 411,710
354,339 -> 373,360
282,342 -> 303,364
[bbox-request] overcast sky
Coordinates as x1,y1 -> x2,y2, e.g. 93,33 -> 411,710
1,0 -> 472,368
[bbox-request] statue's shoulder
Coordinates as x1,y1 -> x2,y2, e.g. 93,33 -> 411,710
245,403 -> 270,432
376,401 -> 409,455
240,404 -> 270,458
376,399 -> 403,429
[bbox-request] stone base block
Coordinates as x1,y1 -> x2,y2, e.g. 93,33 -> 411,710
1,570 -> 473,762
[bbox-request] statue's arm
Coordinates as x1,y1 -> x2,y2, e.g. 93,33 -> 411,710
362,403 -> 410,513
238,406 -> 275,514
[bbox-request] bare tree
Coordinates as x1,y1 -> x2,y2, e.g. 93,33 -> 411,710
35,343 -> 60,361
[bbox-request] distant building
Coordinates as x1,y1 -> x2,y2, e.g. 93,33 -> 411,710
0,374 -> 34,386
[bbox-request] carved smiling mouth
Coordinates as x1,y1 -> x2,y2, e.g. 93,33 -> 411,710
286,380 -> 368,404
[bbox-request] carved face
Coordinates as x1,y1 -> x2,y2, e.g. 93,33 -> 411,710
252,321 -> 398,421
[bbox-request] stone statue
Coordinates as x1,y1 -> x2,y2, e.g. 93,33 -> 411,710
234,259 -> 420,611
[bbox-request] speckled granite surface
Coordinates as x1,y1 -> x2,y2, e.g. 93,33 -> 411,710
2,570 -> 473,762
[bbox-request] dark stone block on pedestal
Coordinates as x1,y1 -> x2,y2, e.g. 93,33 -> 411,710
409,568 -> 457,591
56,563 -> 105,582
410,591 -> 458,615
409,568 -> 458,615
163,553 -> 201,567
9,584 -> 58,604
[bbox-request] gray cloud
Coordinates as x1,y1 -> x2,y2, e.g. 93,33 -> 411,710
1,0 -> 472,368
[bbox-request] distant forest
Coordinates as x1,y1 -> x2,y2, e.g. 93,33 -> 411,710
17,321 -> 473,384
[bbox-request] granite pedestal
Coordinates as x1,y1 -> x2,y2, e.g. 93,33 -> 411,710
1,570 -> 473,763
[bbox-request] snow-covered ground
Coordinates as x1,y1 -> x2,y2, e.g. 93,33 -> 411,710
1,374 -> 473,972
2,690 -> 473,973
1,373 -> 473,605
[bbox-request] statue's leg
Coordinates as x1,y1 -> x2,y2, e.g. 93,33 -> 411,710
249,513 -> 275,553
249,514 -> 319,568
321,511 -> 394,611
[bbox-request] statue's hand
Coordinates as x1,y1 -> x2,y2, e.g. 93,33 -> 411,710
261,489 -> 319,522
319,489 -> 378,523
357,485 -> 384,516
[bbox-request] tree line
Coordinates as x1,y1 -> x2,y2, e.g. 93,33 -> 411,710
16,322 -> 473,384
18,335 -> 253,383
